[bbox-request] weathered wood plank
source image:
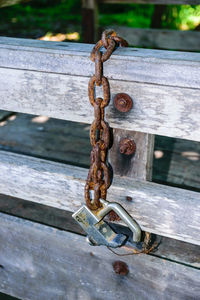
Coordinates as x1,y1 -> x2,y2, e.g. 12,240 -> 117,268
155,236 -> 200,269
105,26 -> 200,51
0,67 -> 199,141
109,129 -> 154,180
153,136 -> 200,190
0,212 -> 199,300
101,0 -> 200,4
0,37 -> 199,141
0,113 -> 91,167
0,113 -> 199,189
0,150 -> 199,245
0,193 -> 199,268
0,37 -> 200,89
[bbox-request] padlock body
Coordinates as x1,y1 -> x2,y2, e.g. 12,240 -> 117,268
72,205 -> 127,248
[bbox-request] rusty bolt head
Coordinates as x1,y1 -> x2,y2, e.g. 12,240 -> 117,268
126,196 -> 132,202
113,261 -> 129,276
113,93 -> 133,113
119,138 -> 136,155
108,210 -> 121,222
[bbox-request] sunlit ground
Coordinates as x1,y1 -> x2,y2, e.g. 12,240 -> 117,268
38,32 -> 80,42
154,149 -> 200,161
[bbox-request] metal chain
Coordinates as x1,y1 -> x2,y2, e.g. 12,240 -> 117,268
84,29 -> 158,255
85,29 -> 128,211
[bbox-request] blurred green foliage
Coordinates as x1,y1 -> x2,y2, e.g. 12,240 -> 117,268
0,0 -> 81,38
163,5 -> 200,30
100,3 -> 200,30
0,0 -> 199,39
100,4 -> 154,28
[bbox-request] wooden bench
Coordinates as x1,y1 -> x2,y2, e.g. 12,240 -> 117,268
0,36 -> 199,299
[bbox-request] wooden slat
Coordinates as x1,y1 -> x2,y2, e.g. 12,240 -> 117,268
101,0 -> 200,4
105,26 -> 200,51
0,113 -> 199,189
0,193 -> 199,269
0,212 -> 199,300
153,136 -> 200,190
0,37 -> 199,141
0,37 -> 199,89
0,150 -> 199,245
0,67 -> 198,141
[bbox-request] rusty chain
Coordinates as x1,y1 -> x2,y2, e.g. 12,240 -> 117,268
85,29 -> 128,211
85,29 -> 157,255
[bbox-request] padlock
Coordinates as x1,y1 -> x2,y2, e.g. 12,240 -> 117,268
72,199 -> 141,248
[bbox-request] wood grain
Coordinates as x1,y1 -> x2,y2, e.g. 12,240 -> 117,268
0,37 -> 199,89
0,150 -> 199,245
153,136 -> 200,190
0,212 -> 200,300
105,26 -> 200,51
0,67 -> 199,141
0,37 -> 199,141
0,193 -> 199,268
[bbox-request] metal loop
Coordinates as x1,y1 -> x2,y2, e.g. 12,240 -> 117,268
88,76 -> 110,108
101,77 -> 110,107
100,163 -> 110,189
95,51 -> 102,86
94,99 -> 102,130
102,39 -> 116,63
88,75 -> 96,106
90,120 -> 110,149
90,38 -> 116,63
111,36 -> 128,47
85,182 -> 101,210
101,29 -> 117,49
90,40 -> 103,62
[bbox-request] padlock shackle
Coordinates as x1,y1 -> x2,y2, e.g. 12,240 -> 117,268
97,199 -> 141,242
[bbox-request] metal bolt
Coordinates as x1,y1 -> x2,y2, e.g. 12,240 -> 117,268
119,138 -> 136,155
126,196 -> 132,202
114,93 -> 133,113
113,261 -> 129,275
